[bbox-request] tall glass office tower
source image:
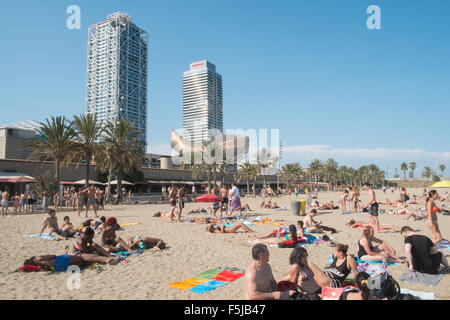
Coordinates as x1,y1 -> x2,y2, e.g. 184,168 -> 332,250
182,60 -> 223,144
85,12 -> 148,143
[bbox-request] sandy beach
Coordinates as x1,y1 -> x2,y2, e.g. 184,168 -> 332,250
1,187 -> 449,300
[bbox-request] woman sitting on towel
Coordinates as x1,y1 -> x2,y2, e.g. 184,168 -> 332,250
101,217 -> 135,253
358,226 -> 406,264
73,227 -> 117,265
321,244 -> 358,286
128,236 -> 166,251
280,247 -> 332,295
347,219 -> 400,231
206,221 -> 256,234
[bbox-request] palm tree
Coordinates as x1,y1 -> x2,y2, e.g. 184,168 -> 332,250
422,167 -> 432,183
72,114 -> 104,188
400,162 -> 408,180
307,159 -> 323,190
237,162 -> 259,196
439,164 -> 446,177
280,163 -> 303,188
409,162 -> 417,181
256,147 -> 273,187
102,119 -> 145,196
23,116 -> 77,188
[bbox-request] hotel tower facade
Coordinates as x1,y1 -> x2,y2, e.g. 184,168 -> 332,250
182,60 -> 223,144
85,12 -> 148,143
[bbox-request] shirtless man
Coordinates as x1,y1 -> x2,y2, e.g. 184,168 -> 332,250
363,183 -> 379,232
244,244 -> 295,300
39,209 -> 66,240
303,209 -> 333,234
86,186 -> 98,218
176,186 -> 185,221
1,188 -> 9,216
168,185 -> 178,222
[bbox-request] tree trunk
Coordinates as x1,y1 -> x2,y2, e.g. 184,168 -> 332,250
247,178 -> 250,196
85,154 -> 91,188
106,161 -> 113,202
207,168 -> 211,193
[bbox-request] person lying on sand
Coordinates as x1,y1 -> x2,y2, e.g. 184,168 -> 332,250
346,219 -> 400,231
249,224 -> 305,245
188,208 -> 207,214
382,199 -> 392,206
358,226 -> 406,264
250,221 -> 309,243
403,209 -> 427,221
205,221 -> 256,234
244,244 -> 296,300
101,217 -> 135,253
128,236 -> 166,251
23,246 -> 117,272
183,217 -> 222,224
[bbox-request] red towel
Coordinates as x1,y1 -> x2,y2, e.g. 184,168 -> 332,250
212,270 -> 244,282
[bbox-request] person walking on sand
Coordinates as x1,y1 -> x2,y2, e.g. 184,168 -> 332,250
363,183 -> 379,232
168,185 -> 178,222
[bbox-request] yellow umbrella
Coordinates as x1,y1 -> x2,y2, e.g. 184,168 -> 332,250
430,181 -> 450,188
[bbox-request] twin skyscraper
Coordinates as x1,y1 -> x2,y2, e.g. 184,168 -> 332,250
86,12 -> 223,147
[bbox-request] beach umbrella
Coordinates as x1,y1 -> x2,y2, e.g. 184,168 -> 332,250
430,181 -> 450,188
195,194 -> 223,203
8,176 -> 37,183
108,180 -> 134,185
73,179 -> 103,185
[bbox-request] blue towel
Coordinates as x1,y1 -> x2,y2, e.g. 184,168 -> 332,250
25,233 -> 57,240
341,212 -> 353,214
189,280 -> 228,293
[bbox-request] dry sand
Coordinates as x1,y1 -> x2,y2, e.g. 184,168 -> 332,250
1,187 -> 449,300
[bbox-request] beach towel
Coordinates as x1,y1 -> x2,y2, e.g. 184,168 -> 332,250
169,267 -> 244,293
119,222 -> 142,227
18,265 -> 42,272
356,262 -> 390,276
400,288 -> 435,300
436,240 -> 450,251
24,233 -> 58,240
398,271 -> 444,287
253,221 -> 283,226
341,212 -> 353,215
355,258 -> 401,266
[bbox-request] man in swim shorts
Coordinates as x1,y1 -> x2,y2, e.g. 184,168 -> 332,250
39,209 -> 66,240
168,185 -> 178,222
1,188 -> 9,216
363,183 -> 379,232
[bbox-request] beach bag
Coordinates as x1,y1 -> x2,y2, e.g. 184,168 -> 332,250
322,287 -> 345,300
289,291 -> 321,300
278,241 -> 296,248
368,272 -> 401,300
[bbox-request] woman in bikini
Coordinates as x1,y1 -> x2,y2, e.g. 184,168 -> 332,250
346,219 -> 399,231
340,190 -> 349,212
206,221 -> 256,234
76,190 -> 84,218
128,235 -> 166,251
351,187 -> 361,213
426,190 -> 445,245
101,217 -> 135,253
249,223 -> 308,245
73,227 -> 114,265
358,226 -> 405,264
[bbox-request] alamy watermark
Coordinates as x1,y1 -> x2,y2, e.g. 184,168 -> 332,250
66,5 -> 81,30
367,5 -> 381,30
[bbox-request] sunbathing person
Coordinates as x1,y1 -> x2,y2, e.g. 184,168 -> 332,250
73,227 -> 111,262
303,209 -> 334,234
317,201 -> 335,210
270,202 -> 280,209
244,244 -> 296,300
206,221 -> 256,234
249,224 -> 303,245
39,209 -> 66,240
358,226 -> 406,264
23,246 -> 116,272
400,226 -> 449,274
347,219 -> 400,231
404,209 -> 427,221
242,203 -> 253,211
183,216 -> 222,224
61,216 -> 78,238
128,235 -> 166,251
382,199 -> 392,206
188,208 -> 207,214
101,217 -> 135,253
260,200 -> 267,208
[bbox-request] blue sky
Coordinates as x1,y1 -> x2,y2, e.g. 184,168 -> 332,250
1,0 -> 449,177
